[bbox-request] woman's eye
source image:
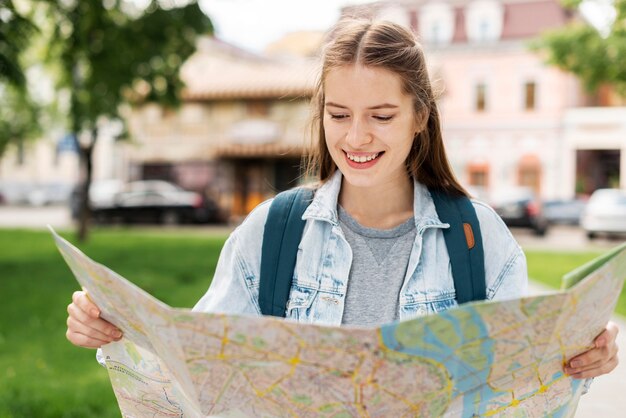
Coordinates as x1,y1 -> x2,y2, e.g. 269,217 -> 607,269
330,114 -> 348,120
373,115 -> 393,122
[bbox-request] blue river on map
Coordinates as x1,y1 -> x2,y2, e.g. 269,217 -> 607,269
379,305 -> 582,417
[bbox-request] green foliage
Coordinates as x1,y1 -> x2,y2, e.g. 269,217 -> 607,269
46,0 -> 213,132
0,83 -> 40,156
0,0 -> 40,156
0,228 -> 227,416
532,0 -> 626,94
0,0 -> 37,87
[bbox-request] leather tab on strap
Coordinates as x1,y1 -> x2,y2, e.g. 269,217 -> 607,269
463,223 -> 475,249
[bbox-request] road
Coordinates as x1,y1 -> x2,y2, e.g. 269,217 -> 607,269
1,205 -> 624,415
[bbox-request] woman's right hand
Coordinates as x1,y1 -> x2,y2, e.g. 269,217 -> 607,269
66,290 -> 123,348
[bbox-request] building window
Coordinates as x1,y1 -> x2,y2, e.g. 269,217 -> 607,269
466,0 -> 504,43
431,22 -> 441,44
419,3 -> 454,45
475,83 -> 487,112
479,19 -> 490,41
518,155 -> 541,195
524,81 -> 536,110
468,162 -> 489,187
246,100 -> 270,117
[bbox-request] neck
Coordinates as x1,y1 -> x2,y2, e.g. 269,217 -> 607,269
338,175 -> 414,229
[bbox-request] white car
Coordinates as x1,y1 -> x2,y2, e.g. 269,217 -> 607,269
581,189 -> 626,239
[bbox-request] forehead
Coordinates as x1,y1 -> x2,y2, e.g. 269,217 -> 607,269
324,64 -> 410,107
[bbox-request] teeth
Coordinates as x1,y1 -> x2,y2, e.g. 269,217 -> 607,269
347,152 -> 379,163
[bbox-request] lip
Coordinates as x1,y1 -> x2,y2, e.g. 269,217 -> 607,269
343,150 -> 383,170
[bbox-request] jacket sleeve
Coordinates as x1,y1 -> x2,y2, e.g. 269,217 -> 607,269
192,200 -> 271,316
472,200 -> 529,301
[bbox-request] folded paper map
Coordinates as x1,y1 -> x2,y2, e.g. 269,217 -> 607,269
50,227 -> 626,418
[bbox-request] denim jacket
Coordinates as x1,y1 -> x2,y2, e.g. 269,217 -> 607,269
193,171 -> 528,325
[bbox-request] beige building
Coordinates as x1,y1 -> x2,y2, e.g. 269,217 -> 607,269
125,37 -> 317,218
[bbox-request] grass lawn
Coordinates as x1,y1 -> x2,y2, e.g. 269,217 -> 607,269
0,228 -> 623,416
525,249 -> 626,318
0,228 -> 228,417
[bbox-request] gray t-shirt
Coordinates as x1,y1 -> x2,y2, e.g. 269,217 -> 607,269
338,206 -> 416,326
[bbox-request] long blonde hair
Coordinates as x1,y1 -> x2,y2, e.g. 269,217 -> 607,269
306,19 -> 467,197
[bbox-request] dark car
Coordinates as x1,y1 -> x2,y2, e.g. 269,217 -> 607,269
490,187 -> 548,236
92,180 -> 220,225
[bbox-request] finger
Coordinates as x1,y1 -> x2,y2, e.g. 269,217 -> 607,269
66,328 -> 112,349
594,322 -> 619,348
568,337 -> 619,368
67,316 -> 118,343
72,290 -> 100,319
568,348 -> 607,370
67,303 -> 123,339
567,343 -> 619,375
570,355 -> 619,379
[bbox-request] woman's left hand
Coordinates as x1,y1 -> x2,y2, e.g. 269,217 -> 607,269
565,321 -> 619,379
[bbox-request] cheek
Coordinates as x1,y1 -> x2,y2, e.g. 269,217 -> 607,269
323,123 -> 343,147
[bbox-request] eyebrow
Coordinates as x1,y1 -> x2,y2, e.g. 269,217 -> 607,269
325,102 -> 399,110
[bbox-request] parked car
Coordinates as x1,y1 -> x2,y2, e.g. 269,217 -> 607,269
26,183 -> 74,206
70,179 -> 124,219
490,187 -> 549,236
543,199 -> 587,225
581,189 -> 626,239
90,180 -> 221,225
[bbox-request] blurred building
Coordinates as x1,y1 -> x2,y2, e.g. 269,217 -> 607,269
125,38 -> 316,220
264,31 -> 325,58
342,0 -> 626,199
3,0 -> 625,217
0,127 -> 120,206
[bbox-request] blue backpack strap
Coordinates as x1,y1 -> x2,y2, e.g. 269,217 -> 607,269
259,187 -> 314,317
429,188 -> 486,304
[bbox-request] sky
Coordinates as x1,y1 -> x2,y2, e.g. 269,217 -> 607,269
198,0 -> 615,53
198,0 -> 375,52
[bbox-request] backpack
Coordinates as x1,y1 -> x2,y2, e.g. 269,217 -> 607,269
259,187 -> 486,318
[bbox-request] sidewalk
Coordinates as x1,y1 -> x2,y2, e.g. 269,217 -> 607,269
528,281 -> 626,417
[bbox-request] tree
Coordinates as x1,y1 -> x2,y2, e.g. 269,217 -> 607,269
0,0 -> 40,157
0,0 -> 36,87
43,0 -> 212,241
0,84 -> 40,156
533,0 -> 626,95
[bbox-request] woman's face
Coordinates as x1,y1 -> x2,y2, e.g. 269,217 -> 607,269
323,64 -> 419,191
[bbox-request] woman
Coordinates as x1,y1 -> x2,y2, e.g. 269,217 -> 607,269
67,19 -> 618,381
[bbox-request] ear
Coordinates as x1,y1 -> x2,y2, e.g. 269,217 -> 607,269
413,108 -> 429,134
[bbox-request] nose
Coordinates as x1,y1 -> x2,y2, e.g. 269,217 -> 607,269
346,118 -> 372,148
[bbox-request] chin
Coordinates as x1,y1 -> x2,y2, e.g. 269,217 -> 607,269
338,169 -> 381,189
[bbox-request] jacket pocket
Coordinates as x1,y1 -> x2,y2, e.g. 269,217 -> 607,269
286,285 -> 317,321
402,290 -> 458,317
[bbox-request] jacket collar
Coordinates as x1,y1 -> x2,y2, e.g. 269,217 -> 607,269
302,170 -> 447,229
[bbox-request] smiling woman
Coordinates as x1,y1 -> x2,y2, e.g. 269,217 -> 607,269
65,17 -> 621,410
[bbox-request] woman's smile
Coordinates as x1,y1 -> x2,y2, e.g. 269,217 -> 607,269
344,150 -> 384,169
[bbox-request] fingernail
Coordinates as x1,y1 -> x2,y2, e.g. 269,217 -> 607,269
596,338 -> 606,347
90,308 -> 100,317
570,360 -> 582,368
112,330 -> 122,338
